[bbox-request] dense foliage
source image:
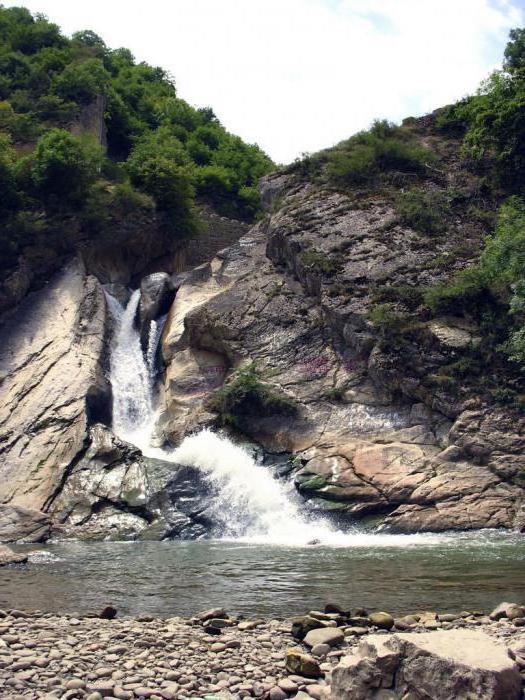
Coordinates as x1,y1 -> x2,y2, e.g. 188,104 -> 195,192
0,5 -> 272,272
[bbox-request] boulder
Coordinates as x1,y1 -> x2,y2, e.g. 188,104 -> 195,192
304,627 -> 344,648
139,272 -> 174,323
0,545 -> 28,566
368,612 -> 394,630
285,648 -> 322,678
291,615 -> 327,640
0,505 -> 51,543
490,602 -> 515,621
332,630 -> 521,699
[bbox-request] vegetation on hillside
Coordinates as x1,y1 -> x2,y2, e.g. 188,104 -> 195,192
0,6 -> 273,274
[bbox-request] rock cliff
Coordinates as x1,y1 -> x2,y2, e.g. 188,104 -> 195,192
158,126 -> 524,533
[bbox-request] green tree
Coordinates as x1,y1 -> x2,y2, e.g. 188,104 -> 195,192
29,128 -> 101,203
53,58 -> 110,104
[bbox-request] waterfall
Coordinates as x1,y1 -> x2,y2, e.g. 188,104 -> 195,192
107,292 -> 443,546
107,290 -> 157,448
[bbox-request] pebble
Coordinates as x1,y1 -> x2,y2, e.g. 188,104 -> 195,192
0,603 -> 520,700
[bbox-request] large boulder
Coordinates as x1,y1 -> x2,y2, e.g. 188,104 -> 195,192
0,259 -> 108,515
140,272 -> 174,323
331,631 -> 522,699
49,423 -> 217,541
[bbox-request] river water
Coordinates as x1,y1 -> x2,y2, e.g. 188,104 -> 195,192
3,533 -> 524,618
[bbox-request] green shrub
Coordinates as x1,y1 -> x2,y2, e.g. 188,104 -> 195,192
209,363 -> 297,427
28,128 -> 101,204
395,189 -> 450,234
369,303 -> 426,351
299,248 -> 339,275
372,284 -> 423,309
424,266 -> 489,315
326,120 -> 435,187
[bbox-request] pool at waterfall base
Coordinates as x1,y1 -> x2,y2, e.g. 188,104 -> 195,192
3,532 -> 524,618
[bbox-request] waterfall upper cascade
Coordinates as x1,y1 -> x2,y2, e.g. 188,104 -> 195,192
107,292 -> 446,546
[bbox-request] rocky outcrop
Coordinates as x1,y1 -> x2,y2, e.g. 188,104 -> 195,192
158,168 -> 525,532
332,631 -> 522,699
0,259 -> 109,521
49,423 -> 220,541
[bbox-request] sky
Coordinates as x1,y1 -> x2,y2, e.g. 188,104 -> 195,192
5,0 -> 525,163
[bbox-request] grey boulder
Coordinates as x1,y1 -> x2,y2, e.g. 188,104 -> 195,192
332,630 -> 521,700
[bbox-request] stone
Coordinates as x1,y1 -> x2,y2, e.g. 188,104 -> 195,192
0,261 -> 108,516
332,630 -> 522,700
285,649 -> 322,679
278,678 -> 298,693
368,612 -> 394,630
100,606 -> 118,620
291,616 -> 327,640
311,643 -> 331,658
324,603 -> 349,616
269,686 -> 287,700
0,545 -> 28,566
490,602 -> 514,621
196,608 -> 228,622
303,627 -> 344,648
504,604 -> 525,620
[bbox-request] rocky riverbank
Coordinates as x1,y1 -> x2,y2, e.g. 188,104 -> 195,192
0,602 -> 524,699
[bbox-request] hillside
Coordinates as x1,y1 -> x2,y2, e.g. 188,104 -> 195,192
0,5 -> 273,312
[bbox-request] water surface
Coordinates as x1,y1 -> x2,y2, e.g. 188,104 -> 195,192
2,532 -> 524,618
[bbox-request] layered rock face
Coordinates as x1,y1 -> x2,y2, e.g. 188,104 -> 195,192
159,167 -> 525,533
0,260 -> 108,523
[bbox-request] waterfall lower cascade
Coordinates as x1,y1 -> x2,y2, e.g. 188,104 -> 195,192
107,292 -> 443,546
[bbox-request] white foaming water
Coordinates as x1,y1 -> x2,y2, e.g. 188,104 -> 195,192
107,290 -> 156,447
107,292 -> 451,547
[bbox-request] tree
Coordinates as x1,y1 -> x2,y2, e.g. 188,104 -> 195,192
29,128 -> 100,203
504,28 -> 525,73
72,30 -> 106,50
53,58 -> 110,104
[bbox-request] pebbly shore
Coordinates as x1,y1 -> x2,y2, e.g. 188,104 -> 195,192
0,602 -> 524,699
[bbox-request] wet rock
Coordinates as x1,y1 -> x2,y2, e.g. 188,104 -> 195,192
332,630 -> 522,700
139,273 -> 174,324
196,607 -> 228,622
99,606 -> 118,620
505,604 -> 525,621
285,648 -> 322,679
291,616 -> 328,641
490,602 -> 515,621
0,505 -> 51,544
0,545 -> 28,566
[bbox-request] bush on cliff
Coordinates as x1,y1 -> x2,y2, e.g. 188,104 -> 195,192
209,363 -> 297,428
425,197 -> 525,369
325,120 -> 435,187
